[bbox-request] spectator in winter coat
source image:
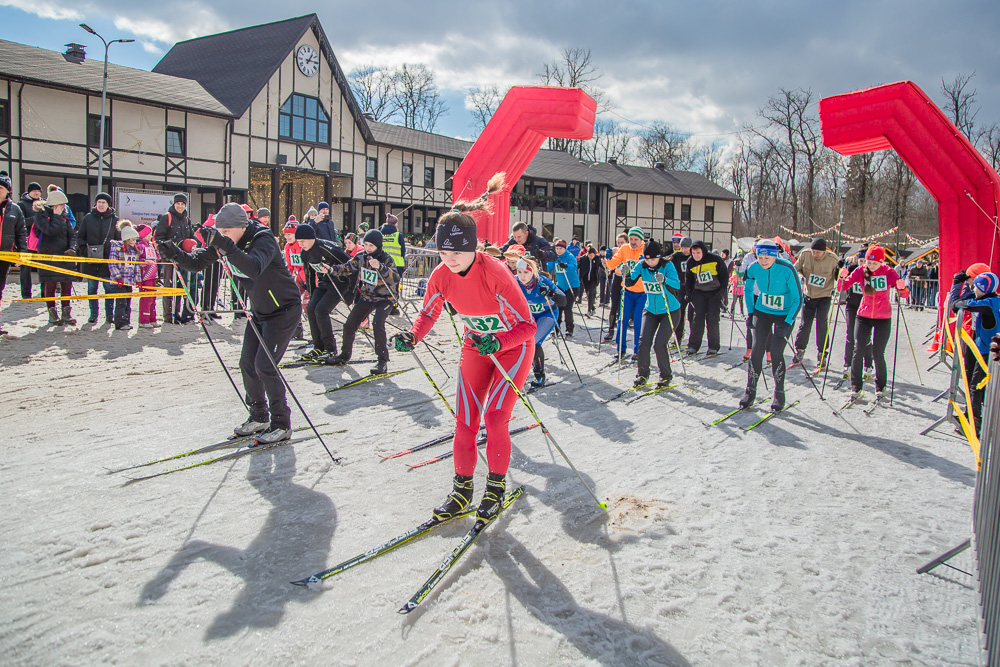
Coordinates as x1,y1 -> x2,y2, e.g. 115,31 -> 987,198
47,184 -> 77,229
16,182 -> 43,299
684,240 -> 729,355
380,213 -> 407,279
547,239 -> 580,336
500,222 -> 551,268
907,260 -> 929,310
311,202 -> 339,244
77,192 -> 119,324
33,189 -> 77,325
154,193 -> 194,323
578,246 -> 603,315
135,224 -> 159,328
256,208 -> 271,230
0,171 -> 27,333
107,220 -> 144,331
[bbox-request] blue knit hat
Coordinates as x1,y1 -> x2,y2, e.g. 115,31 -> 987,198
973,272 -> 999,295
755,239 -> 779,257
317,201 -> 330,212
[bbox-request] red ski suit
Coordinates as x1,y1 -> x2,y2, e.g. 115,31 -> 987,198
411,253 -> 536,475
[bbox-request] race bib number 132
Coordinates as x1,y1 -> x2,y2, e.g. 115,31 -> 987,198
460,314 -> 509,333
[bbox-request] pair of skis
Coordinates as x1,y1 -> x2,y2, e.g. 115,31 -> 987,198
315,368 -> 412,394
281,358 -> 377,369
292,486 -> 525,615
703,399 -> 799,430
624,382 -> 680,405
405,424 -> 540,469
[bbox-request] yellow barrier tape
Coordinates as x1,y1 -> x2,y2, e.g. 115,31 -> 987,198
0,250 -> 168,266
950,400 -> 981,466
959,328 -> 992,389
946,323 -> 982,466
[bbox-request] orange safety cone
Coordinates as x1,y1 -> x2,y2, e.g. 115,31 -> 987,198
926,328 -> 940,352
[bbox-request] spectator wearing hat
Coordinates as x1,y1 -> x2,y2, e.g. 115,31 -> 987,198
578,245 -> 603,315
907,259 -> 929,310
380,212 -> 407,280
548,239 -> 580,336
343,232 -> 363,257
256,208 -> 271,230
77,192 -> 120,324
107,220 -> 144,330
311,201 -> 338,244
32,188 -> 77,325
0,171 -> 27,333
134,223 -> 159,327
792,237 -> 840,365
16,181 -> 43,298
154,193 -> 194,323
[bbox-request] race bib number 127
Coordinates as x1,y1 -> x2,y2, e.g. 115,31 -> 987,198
359,267 -> 379,286
460,314 -> 509,333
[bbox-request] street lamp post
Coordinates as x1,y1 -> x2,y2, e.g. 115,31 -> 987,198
80,24 -> 133,197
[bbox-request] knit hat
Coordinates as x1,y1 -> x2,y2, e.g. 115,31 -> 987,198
362,228 -> 383,251
0,171 -> 11,193
555,239 -> 567,248
136,224 -> 153,239
671,232 -> 683,243
628,226 -> 644,240
26,181 -> 42,195
317,201 -> 330,212
643,239 -> 662,259
973,272 -> 999,295
967,262 -> 991,279
256,208 -> 270,218
306,207 -> 318,218
680,237 -> 693,248
344,232 -> 358,245
120,225 -> 139,242
294,224 -> 316,241
864,245 -> 885,262
810,237 -> 827,251
282,221 -> 298,233
385,213 -> 399,227
287,215 -> 297,223
755,239 -> 779,257
43,189 -> 69,207
214,202 -> 249,229
48,184 -> 60,193
173,193 -> 188,205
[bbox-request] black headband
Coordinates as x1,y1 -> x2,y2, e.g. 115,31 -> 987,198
436,222 -> 478,252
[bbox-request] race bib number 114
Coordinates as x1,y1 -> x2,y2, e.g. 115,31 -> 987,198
761,293 -> 785,310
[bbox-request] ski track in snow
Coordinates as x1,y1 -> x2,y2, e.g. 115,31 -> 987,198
0,300 -> 980,665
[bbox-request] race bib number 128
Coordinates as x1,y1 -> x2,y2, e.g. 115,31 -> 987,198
460,314 -> 509,333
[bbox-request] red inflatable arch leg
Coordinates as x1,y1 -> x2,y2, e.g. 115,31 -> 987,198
452,87 -> 598,244
819,81 -> 1000,307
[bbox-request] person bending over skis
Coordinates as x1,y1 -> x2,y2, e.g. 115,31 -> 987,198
392,174 -> 536,522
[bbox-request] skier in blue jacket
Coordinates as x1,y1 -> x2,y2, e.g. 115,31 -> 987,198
547,239 -> 580,336
741,239 -> 802,412
628,239 -> 681,389
516,256 -> 566,388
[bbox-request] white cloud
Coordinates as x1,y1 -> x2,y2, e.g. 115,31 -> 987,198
140,40 -> 163,55
0,0 -> 82,20
113,9 -> 227,45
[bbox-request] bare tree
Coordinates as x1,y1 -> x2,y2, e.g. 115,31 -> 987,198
580,119 -> 633,163
941,72 -> 979,141
537,47 -> 612,154
466,85 -> 507,134
348,65 -> 396,122
634,121 -> 699,170
701,145 -> 725,184
979,122 -> 1000,172
393,64 -> 448,132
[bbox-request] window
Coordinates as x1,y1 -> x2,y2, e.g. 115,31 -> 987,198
444,169 -> 454,187
681,203 -> 691,221
0,100 -> 9,135
166,127 -> 185,156
664,202 -> 675,220
616,199 -> 627,217
705,205 -> 715,223
87,114 -> 111,148
278,93 -> 330,144
573,225 -> 585,242
402,163 -> 413,184
366,157 -> 378,180
424,166 -> 434,187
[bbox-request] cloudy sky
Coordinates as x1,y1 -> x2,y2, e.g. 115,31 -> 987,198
2,0 -> 998,146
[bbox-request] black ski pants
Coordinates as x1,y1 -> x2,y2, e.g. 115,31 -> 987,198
340,299 -> 392,363
557,286 -> 575,334
241,302 -> 301,429
794,296 -> 831,355
637,309 -> 676,382
844,304 -> 873,369
306,283 -> 342,353
675,292 -> 689,341
747,312 -> 792,398
607,276 -> 622,335
687,289 -> 722,352
851,316 -> 891,391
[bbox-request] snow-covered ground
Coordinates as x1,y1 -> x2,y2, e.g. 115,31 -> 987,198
0,292 -> 981,665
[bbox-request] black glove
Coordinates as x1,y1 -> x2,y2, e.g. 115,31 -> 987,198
774,321 -> 793,340
953,271 -> 969,285
538,282 -> 554,296
63,248 -> 76,256
201,226 -> 235,255
557,262 -> 568,269
392,332 -> 415,352
747,312 -> 757,330
157,241 -> 180,260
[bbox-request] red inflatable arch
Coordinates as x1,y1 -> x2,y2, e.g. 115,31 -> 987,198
819,81 -> 1000,305
452,86 -> 597,244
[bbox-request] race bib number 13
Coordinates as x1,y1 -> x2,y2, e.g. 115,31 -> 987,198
761,293 -> 785,310
289,252 -> 302,266
359,267 -> 379,286
460,314 -> 509,333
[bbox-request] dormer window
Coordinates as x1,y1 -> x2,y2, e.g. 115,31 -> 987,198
278,94 -> 330,144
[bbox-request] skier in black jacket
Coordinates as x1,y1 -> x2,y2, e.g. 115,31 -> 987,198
158,203 -> 302,445
76,192 -> 119,323
0,171 -> 27,334
684,240 -> 729,355
154,193 -> 194,323
499,222 -> 551,268
294,224 -> 352,362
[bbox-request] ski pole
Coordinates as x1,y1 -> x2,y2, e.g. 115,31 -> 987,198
444,303 -> 463,347
597,274 -> 608,354
172,266 -> 246,408
544,293 -> 584,385
375,268 -> 451,379
474,340 -> 606,510
821,299 -> 843,398
217,258 -> 341,465
890,300 -> 903,406
556,265 -> 593,343
897,299 -> 923,386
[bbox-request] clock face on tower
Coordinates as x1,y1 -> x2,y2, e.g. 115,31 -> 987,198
296,45 -> 319,76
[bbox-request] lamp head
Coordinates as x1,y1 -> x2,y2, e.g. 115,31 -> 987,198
80,23 -> 96,35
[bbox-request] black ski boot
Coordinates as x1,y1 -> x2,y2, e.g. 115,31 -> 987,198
771,389 -> 785,412
325,354 -> 349,366
370,360 -> 388,375
477,472 -> 506,522
634,376 -> 648,389
656,376 -> 673,390
433,474 -> 474,522
739,370 -> 759,409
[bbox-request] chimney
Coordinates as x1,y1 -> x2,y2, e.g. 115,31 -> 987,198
607,157 -> 618,165
654,162 -> 665,170
64,43 -> 86,64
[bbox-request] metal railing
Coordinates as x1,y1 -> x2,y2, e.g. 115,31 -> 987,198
399,247 -> 442,305
906,277 -> 939,309
975,357 -> 1000,665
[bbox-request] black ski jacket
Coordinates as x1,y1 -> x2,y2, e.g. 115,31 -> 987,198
76,207 -> 119,278
301,239 -> 353,302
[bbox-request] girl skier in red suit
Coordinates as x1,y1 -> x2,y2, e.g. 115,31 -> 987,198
392,175 -> 536,522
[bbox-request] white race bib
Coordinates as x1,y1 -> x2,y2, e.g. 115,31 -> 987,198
761,293 -> 785,310
360,267 -> 379,286
289,252 -> 302,266
624,259 -> 639,276
529,303 -> 546,314
852,282 -> 863,295
696,270 -> 713,284
460,314 -> 509,333
645,280 -> 664,295
680,260 -> 688,273
807,274 -> 827,287
869,275 -> 887,291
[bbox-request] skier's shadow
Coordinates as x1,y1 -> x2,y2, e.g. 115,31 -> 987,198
487,538 -> 690,667
138,447 -> 336,639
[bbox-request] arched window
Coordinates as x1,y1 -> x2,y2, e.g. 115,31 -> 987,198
278,94 -> 330,144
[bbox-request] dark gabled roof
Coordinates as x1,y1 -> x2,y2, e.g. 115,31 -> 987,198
153,15 -> 374,143
369,120 -> 739,200
0,40 -> 231,116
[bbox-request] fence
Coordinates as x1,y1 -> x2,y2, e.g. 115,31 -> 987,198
975,357 -> 1000,665
906,277 -> 939,309
398,247 -> 441,305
